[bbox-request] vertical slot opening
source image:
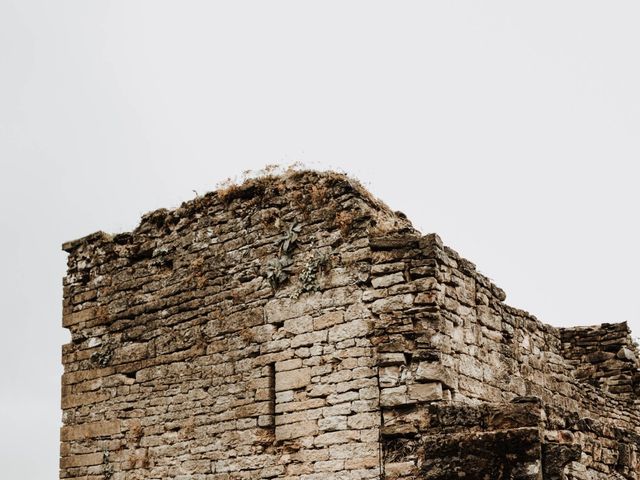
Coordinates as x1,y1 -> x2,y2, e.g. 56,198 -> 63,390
267,362 -> 276,432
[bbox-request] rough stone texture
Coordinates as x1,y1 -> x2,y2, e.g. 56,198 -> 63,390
60,170 -> 640,479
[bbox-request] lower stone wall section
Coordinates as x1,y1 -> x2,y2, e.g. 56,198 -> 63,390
380,398 -> 640,480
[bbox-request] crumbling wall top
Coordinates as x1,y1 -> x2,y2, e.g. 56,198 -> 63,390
62,170 -> 413,255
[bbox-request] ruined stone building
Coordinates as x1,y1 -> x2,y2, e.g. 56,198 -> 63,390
60,171 -> 640,479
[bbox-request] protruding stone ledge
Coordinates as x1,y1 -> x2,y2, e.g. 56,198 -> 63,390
62,230 -> 112,253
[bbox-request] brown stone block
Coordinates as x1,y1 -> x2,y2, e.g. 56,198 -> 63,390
283,315 -> 314,335
371,272 -> 405,289
314,429 -> 360,446
62,391 -> 110,408
74,289 -> 98,304
290,330 -> 327,348
377,353 -> 406,366
385,461 -> 417,478
379,366 -> 401,388
63,307 -> 99,327
275,420 -> 318,441
415,292 -> 439,305
275,398 -> 325,413
276,358 -> 303,372
371,294 -> 414,314
328,319 -> 370,343
111,342 -> 148,364
380,386 -> 410,407
369,234 -> 420,250
61,365 -> 92,384
61,419 -> 121,441
347,412 -> 379,429
313,311 -> 345,331
407,382 -> 443,402
235,401 -> 272,418
415,362 -> 456,390
275,367 -> 311,391
60,451 -> 104,468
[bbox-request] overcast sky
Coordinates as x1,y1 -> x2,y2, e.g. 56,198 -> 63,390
2,1 -> 639,478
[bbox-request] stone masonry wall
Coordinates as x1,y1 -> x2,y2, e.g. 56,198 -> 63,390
61,172 -> 412,479
363,232 -> 640,478
560,323 -> 640,400
61,170 -> 640,480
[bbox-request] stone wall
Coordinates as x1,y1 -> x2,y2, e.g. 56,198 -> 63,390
362,231 -> 640,478
61,172 -> 406,479
60,170 -> 640,479
560,323 -> 640,399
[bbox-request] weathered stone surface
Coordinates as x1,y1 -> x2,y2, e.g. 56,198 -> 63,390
275,367 -> 311,391
371,272 -> 405,289
60,419 -> 121,441
275,420 -> 318,440
407,382 -> 442,402
380,386 -> 410,407
415,362 -> 455,389
420,427 -> 542,480
60,170 -> 640,480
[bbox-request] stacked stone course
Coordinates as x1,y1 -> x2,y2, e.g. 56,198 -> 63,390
60,170 -> 640,479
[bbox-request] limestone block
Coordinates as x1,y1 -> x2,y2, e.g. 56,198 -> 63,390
415,362 -> 456,389
407,382 -> 443,402
275,420 -> 318,440
290,331 -> 327,348
278,409 -> 322,426
371,272 -> 404,289
345,455 -> 379,469
323,403 -> 352,417
63,307 -> 99,327
415,292 -> 439,305
327,391 -> 359,405
258,415 -> 273,427
276,358 -> 303,372
276,390 -> 294,404
617,347 -> 637,363
363,288 -> 386,302
458,354 -> 484,381
276,367 -> 311,391
60,419 -> 121,441
236,401 -> 271,418
276,398 -> 325,414
318,415 -> 348,431
380,386 -> 410,407
371,294 -> 414,314
284,315 -> 314,335
314,429 -> 360,446
308,383 -> 336,397
313,311 -> 345,330
336,377 -> 377,394
409,277 -> 437,292
265,296 -> 318,324
379,366 -> 402,388
328,319 -> 370,343
378,353 -> 406,366
60,452 -> 104,468
371,262 -> 405,275
358,386 -> 378,400
62,391 -> 110,409
385,461 -> 416,478
314,459 -> 345,472
347,412 -> 379,429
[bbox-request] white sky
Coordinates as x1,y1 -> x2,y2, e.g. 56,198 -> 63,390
1,1 -> 639,478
